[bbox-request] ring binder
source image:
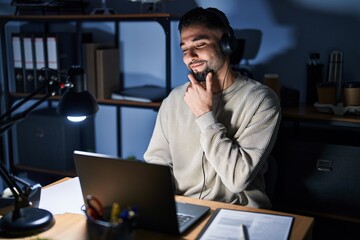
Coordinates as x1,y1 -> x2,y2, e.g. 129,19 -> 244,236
22,35 -> 36,93
11,34 -> 25,93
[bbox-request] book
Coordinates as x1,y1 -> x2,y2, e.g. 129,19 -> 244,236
82,42 -> 114,98
196,208 -> 293,240
111,85 -> 167,102
96,48 -> 120,99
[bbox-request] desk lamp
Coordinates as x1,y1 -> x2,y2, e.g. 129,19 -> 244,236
0,65 -> 99,237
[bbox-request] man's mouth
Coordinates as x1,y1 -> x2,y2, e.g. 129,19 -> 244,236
189,60 -> 206,71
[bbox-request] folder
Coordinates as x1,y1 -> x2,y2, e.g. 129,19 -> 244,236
34,34 -> 46,94
83,42 -> 114,98
11,34 -> 25,93
96,48 -> 120,99
22,34 -> 36,93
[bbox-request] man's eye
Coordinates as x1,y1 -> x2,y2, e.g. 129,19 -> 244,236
182,48 -> 188,54
195,43 -> 206,48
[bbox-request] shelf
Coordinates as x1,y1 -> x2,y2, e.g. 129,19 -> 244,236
0,13 -> 174,22
282,104 -> 360,125
10,92 -> 162,109
98,98 -> 161,109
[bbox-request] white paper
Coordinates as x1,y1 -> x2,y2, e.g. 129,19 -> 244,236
199,209 -> 293,240
39,177 -> 85,215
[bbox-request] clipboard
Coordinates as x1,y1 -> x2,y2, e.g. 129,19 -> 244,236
196,208 -> 293,240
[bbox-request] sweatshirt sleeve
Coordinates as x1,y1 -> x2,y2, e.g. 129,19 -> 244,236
196,89 -> 281,193
143,98 -> 173,168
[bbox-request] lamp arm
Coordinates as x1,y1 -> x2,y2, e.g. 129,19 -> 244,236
0,78 -> 65,136
0,92 -> 53,136
0,83 -> 48,122
0,160 -> 30,212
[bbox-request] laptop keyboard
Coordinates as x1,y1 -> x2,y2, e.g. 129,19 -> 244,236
177,213 -> 195,227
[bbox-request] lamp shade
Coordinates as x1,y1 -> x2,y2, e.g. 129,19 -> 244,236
57,90 -> 99,117
57,65 -> 99,119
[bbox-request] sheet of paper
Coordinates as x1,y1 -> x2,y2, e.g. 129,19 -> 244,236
39,177 -> 85,215
198,208 -> 293,240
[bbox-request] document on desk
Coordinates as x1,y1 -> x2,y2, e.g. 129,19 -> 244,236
39,177 -> 85,215
197,208 -> 293,240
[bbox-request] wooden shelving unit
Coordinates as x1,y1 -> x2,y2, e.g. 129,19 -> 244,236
0,13 -> 173,179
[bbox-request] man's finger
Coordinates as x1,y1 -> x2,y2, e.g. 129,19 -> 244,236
206,71 -> 213,93
187,73 -> 198,85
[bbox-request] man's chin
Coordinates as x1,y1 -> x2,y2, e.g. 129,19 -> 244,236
192,68 -> 212,81
192,72 -> 206,82
192,68 -> 215,82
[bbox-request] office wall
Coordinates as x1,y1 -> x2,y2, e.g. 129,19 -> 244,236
94,0 -> 360,159
1,0 -> 359,160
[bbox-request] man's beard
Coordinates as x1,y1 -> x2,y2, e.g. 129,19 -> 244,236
191,66 -> 214,82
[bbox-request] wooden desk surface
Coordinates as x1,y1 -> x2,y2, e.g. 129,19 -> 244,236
14,178 -> 313,240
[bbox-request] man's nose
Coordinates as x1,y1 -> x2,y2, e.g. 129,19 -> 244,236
187,48 -> 198,63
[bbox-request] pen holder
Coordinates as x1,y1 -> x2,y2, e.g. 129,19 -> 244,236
86,207 -> 136,240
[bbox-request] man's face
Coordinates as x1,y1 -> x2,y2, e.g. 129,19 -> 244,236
180,24 -> 225,81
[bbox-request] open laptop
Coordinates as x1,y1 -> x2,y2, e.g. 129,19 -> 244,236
73,150 -> 210,235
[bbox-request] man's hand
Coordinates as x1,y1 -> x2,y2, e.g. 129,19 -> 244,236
184,72 -> 213,118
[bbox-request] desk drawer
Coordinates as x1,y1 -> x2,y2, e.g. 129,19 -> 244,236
275,140 -> 360,219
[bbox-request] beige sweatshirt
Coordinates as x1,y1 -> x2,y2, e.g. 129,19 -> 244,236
144,74 -> 281,208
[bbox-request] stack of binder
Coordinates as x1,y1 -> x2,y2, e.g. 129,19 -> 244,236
10,32 -> 91,95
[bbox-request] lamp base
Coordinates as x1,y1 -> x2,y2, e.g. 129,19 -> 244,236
0,207 -> 55,237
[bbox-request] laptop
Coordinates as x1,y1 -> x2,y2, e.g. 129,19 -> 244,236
73,150 -> 210,235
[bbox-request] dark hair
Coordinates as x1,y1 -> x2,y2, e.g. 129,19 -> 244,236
178,7 -> 231,35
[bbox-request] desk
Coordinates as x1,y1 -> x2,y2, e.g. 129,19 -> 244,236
16,178 -> 314,240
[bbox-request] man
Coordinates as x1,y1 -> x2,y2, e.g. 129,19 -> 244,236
144,7 -> 281,209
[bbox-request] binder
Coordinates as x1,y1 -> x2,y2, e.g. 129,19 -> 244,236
34,34 -> 46,94
96,48 -> 120,99
45,33 -> 77,95
22,34 -> 36,93
45,34 -> 60,95
55,33 -> 77,73
83,42 -> 114,98
11,34 -> 24,93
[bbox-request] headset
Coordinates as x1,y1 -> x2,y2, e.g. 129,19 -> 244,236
206,8 -> 238,56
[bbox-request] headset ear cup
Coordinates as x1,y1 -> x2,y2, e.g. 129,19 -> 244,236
220,33 -> 238,56
220,33 -> 232,55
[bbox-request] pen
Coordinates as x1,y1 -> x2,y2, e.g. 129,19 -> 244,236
86,195 -> 104,220
120,207 -> 136,220
110,202 -> 120,224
